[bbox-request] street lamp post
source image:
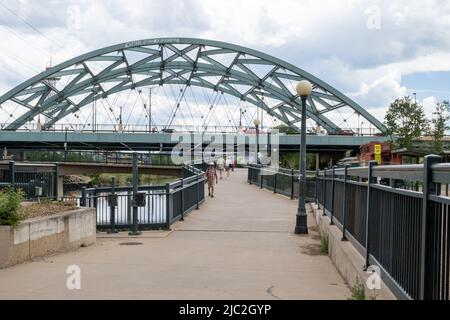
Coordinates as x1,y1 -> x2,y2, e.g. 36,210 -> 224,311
295,80 -> 313,235
254,119 -> 261,164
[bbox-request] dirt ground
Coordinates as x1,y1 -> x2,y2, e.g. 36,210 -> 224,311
19,201 -> 78,220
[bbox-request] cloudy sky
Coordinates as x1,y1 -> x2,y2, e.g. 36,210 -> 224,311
0,0 -> 449,130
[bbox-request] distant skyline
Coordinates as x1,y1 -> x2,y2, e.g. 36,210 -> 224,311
0,0 -> 449,126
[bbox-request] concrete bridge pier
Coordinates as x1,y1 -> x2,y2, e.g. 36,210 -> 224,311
56,175 -> 64,201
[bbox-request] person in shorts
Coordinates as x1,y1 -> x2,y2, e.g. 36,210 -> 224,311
217,157 -> 225,179
205,162 -> 218,198
225,157 -> 233,178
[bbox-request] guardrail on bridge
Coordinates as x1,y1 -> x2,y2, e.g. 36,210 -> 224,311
248,158 -> 450,300
315,156 -> 450,300
247,164 -> 316,202
63,163 -> 206,232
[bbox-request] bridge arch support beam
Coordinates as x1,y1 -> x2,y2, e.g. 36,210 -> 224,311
0,38 -> 386,133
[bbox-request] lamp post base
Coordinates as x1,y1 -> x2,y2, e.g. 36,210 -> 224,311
294,214 -> 308,234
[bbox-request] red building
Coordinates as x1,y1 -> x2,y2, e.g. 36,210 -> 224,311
359,142 -> 402,165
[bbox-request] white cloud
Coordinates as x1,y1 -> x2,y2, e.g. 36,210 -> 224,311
349,69 -> 407,108
423,96 -> 438,119
0,0 -> 450,130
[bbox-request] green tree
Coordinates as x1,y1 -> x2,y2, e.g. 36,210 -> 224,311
279,152 -> 317,170
384,97 -> 429,149
273,124 -> 298,135
431,100 -> 450,154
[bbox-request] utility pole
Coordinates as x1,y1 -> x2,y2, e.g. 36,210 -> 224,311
239,107 -> 243,129
119,106 -> 123,132
357,113 -> 361,136
149,87 -> 152,132
260,101 -> 263,131
92,92 -> 96,132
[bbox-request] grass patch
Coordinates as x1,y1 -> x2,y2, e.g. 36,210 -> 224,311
320,232 -> 329,255
348,278 -> 366,300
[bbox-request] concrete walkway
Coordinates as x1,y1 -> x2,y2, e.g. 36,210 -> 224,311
0,169 -> 350,300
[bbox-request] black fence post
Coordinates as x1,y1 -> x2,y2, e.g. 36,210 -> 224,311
9,161 -> 15,190
165,183 -> 171,230
419,155 -> 442,300
180,179 -> 185,221
315,169 -> 319,206
260,166 -> 264,189
93,188 -> 98,209
330,166 -> 336,225
323,168 -> 327,216
273,172 -> 277,194
53,163 -> 60,200
80,187 -> 87,207
191,132 -> 195,164
317,171 -> 321,210
129,153 -> 141,236
341,165 -> 349,241
127,189 -> 132,225
248,166 -> 252,184
290,169 -> 295,200
364,161 -> 377,271
108,177 -> 118,234
196,173 -> 200,210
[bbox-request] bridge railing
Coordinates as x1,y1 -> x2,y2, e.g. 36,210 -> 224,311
1,122 -> 382,136
64,163 -> 206,231
315,156 -> 450,300
247,165 -> 316,201
248,159 -> 450,300
15,149 -> 178,166
0,161 -> 57,200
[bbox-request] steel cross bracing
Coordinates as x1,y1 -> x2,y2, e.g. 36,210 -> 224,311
0,38 -> 386,133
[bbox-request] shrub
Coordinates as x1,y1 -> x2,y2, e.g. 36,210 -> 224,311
0,187 -> 24,226
320,232 -> 329,255
348,278 -> 366,300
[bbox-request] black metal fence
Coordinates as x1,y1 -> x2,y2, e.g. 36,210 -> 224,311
0,161 -> 57,200
316,156 -> 450,300
18,149 -> 178,166
247,165 -> 316,201
64,163 -> 206,231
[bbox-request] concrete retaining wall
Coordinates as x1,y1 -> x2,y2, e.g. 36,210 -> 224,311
310,203 -> 396,300
0,208 -> 96,269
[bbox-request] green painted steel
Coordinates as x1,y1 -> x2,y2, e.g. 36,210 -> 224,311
0,130 -> 389,147
0,38 -> 386,133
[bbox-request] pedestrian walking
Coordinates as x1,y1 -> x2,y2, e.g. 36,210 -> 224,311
205,162 -> 218,198
225,157 -> 233,178
217,156 -> 225,179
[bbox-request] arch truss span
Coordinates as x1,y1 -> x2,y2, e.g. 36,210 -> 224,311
0,37 -> 385,133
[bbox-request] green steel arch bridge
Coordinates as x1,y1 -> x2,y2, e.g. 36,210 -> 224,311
0,37 -> 387,152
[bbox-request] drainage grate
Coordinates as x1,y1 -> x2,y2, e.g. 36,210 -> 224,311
119,242 -> 143,246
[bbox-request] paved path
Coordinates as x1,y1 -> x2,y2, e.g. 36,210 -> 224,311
0,169 -> 349,300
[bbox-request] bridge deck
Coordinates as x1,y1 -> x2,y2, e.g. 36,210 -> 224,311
0,131 -> 389,152
0,169 -> 349,300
